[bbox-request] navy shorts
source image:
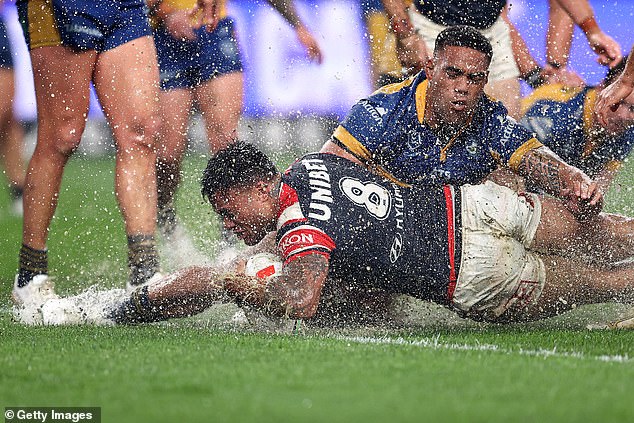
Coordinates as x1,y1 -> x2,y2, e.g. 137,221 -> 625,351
0,19 -> 13,69
17,0 -> 152,51
155,17 -> 243,90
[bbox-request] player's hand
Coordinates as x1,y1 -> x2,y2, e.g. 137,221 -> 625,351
164,9 -> 196,41
561,179 -> 604,221
542,65 -> 585,88
595,77 -> 634,126
189,0 -> 219,32
585,31 -> 622,68
296,25 -> 323,64
395,33 -> 427,76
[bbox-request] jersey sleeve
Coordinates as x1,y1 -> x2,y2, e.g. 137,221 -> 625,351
483,104 -> 543,170
275,182 -> 336,266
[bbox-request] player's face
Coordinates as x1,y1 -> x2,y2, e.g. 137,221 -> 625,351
211,183 -> 277,246
600,100 -> 634,135
425,46 -> 490,126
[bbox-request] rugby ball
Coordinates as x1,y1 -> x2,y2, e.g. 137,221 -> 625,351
244,253 -> 283,279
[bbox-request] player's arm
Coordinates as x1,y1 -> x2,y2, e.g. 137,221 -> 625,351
189,0 -> 220,31
515,146 -> 603,219
148,0 -> 197,40
224,253 -> 329,319
381,0 -> 427,74
554,0 -> 622,68
266,0 -> 323,63
596,49 -> 634,124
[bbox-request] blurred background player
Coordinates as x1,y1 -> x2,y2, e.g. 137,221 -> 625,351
381,0 -> 621,118
521,58 -> 634,195
149,0 -> 323,245
0,0 -> 25,216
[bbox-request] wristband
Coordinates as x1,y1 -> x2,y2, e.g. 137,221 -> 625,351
547,61 -> 563,69
522,66 -> 545,89
579,16 -> 599,35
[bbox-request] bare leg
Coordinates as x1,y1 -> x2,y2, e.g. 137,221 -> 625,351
195,71 -> 243,154
484,78 -> 521,119
93,36 -> 160,237
501,254 -> 634,322
0,68 -> 25,189
22,46 -> 95,249
532,197 -> 634,264
155,87 -> 194,213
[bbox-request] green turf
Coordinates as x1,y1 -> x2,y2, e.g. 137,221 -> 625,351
1,154 -> 634,422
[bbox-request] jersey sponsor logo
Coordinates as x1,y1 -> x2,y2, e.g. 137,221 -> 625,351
279,231 -> 315,251
499,116 -> 519,148
390,233 -> 403,263
359,99 -> 387,124
64,24 -> 103,38
302,158 -> 332,221
339,177 -> 392,220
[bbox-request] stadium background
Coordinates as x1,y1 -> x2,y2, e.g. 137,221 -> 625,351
2,0 -> 633,156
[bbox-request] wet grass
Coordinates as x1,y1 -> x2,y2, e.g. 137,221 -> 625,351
1,154 -> 634,422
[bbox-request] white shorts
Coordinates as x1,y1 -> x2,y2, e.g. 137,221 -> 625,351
408,11 -> 520,82
452,181 -> 546,320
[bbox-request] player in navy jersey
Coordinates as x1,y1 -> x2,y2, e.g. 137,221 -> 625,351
521,59 -> 634,195
32,142 -> 634,326
321,25 -> 604,222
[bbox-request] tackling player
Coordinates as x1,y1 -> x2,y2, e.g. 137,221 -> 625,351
520,58 -> 634,195
28,142 -> 634,326
320,25 -> 604,222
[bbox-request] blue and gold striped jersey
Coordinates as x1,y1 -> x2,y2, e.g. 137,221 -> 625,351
333,71 -> 541,187
521,84 -> 634,177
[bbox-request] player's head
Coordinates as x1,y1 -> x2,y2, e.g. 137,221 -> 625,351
426,25 -> 492,126
599,56 -> 634,135
201,142 -> 280,245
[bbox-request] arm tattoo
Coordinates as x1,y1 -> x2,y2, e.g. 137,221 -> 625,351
518,149 -> 562,195
263,253 -> 329,318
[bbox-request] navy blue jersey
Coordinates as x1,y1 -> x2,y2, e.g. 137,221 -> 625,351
412,0 -> 506,29
0,17 -> 14,69
333,71 -> 541,187
521,84 -> 634,178
276,153 -> 461,304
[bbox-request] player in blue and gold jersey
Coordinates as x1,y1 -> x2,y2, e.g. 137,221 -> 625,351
521,59 -> 634,194
148,0 -> 322,241
322,25 -> 604,221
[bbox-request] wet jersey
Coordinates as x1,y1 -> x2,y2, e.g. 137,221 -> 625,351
333,71 -> 541,187
276,153 -> 461,304
521,84 -> 634,177
411,0 -> 505,29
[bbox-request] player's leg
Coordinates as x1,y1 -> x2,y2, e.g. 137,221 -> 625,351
531,197 -> 634,264
92,35 -> 161,287
195,71 -> 243,154
0,67 -> 25,211
15,46 -> 95,292
484,78 -> 521,118
155,87 -> 194,232
501,254 -> 634,322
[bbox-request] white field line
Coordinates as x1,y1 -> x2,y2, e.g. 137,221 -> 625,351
335,335 -> 631,364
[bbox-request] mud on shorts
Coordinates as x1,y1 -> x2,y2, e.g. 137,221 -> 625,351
154,17 -> 243,91
451,181 -> 546,321
408,10 -> 519,82
0,19 -> 14,69
16,0 -> 152,51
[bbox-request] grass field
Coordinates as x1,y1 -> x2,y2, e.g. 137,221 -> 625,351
2,152 -> 634,422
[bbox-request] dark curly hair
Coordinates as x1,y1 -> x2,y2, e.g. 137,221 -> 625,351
434,25 -> 493,65
201,141 -> 278,202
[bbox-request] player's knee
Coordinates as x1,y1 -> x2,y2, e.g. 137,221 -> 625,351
116,114 -> 161,153
40,116 -> 86,156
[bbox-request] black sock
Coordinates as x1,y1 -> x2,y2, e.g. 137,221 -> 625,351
127,234 -> 160,287
17,244 -> 48,287
9,185 -> 23,200
110,286 -> 163,324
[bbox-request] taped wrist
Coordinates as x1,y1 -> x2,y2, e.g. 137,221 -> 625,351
522,66 -> 545,89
